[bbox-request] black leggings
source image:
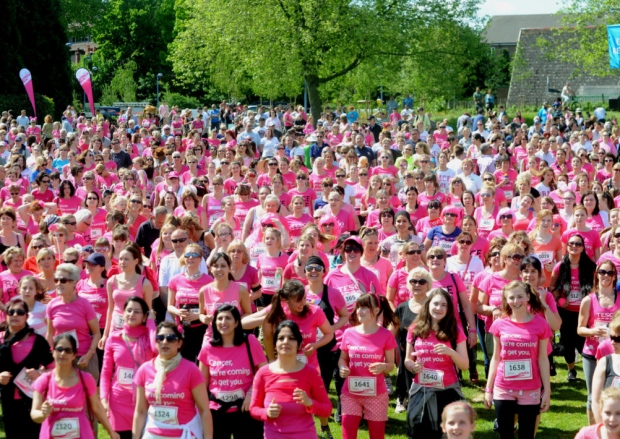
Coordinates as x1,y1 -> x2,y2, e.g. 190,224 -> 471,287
117,431 -> 132,439
211,408 -> 264,439
317,346 -> 340,390
181,324 -> 208,363
558,307 -> 584,364
494,399 -> 540,439
396,343 -> 413,402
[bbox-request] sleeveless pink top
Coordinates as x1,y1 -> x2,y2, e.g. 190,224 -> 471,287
111,275 -> 144,330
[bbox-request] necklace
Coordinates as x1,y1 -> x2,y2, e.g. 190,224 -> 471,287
185,271 -> 201,280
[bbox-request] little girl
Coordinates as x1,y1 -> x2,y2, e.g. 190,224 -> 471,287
441,401 -> 476,439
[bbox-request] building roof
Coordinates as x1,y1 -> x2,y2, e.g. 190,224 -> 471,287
484,14 -> 565,45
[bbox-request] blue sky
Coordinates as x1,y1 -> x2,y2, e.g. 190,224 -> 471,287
480,0 -> 561,16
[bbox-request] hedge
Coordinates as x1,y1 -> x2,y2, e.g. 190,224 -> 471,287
0,93 -> 55,120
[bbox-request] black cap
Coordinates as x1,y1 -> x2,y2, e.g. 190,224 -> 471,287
305,255 -> 325,269
367,115 -> 375,120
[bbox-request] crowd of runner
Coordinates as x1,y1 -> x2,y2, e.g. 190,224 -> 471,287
0,99 -> 619,439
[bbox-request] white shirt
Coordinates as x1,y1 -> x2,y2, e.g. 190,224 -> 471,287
457,172 -> 483,194
594,107 -> 607,121
447,158 -> 463,174
260,136 -> 280,157
16,115 -> 29,128
158,253 -> 209,288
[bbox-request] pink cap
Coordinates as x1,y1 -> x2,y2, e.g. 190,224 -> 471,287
168,171 -> 180,179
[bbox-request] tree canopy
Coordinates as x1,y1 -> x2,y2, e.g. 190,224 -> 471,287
171,0 -> 485,120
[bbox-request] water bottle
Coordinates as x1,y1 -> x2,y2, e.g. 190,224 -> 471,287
181,304 -> 191,327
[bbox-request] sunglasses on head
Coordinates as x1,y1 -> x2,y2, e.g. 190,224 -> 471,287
7,308 -> 26,316
156,334 -> 179,343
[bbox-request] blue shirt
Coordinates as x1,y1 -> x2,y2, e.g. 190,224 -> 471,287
347,111 -> 359,124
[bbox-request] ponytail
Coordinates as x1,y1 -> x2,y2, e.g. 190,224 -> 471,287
349,293 -> 399,328
265,280 -> 307,325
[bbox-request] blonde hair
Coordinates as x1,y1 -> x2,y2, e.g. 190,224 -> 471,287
227,239 -> 250,264
179,243 -> 203,267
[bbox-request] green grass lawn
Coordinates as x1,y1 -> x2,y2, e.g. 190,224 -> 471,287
0,353 -> 588,439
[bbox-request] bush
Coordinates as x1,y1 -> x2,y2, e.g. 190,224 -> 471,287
0,93 -> 55,119
161,92 -> 202,110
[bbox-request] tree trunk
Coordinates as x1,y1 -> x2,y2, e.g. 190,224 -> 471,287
305,74 -> 321,129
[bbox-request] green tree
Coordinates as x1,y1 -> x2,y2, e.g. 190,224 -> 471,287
543,1 -> 620,77
59,0 -> 106,39
92,0 -> 176,100
171,0 -> 482,124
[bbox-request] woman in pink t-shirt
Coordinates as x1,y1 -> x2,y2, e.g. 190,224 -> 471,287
168,243 -> 213,362
338,293 -> 397,439
198,304 -> 267,439
427,246 -> 476,347
551,232 -> 597,379
199,252 -> 252,342
100,297 -> 157,437
579,388 -> 620,439
562,205 -> 602,261
582,190 -> 608,233
360,227 -> 393,296
263,280 -> 334,370
283,234 -> 317,286
485,281 -> 552,439
257,227 -> 290,308
250,320 -> 332,439
404,288 -> 469,438
133,321 -> 212,438
31,333 -> 118,439
285,196 -> 314,251
578,260 -> 620,423
387,241 -> 425,310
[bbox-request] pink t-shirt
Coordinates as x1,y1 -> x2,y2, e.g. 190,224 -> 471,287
582,292 -> 620,357
432,272 -> 467,323
551,263 -> 582,312
134,358 -> 206,437
100,321 -> 157,431
407,325 -> 466,387
198,335 -> 267,411
387,268 -> 412,308
257,253 -> 289,296
32,371 -> 97,439
88,208 -> 108,244
31,188 -> 54,203
289,188 -> 318,215
489,315 -> 552,391
76,278 -> 108,328
46,296 -> 97,356
250,365 -> 332,438
0,269 -> 33,304
575,424 -> 604,439
282,304 -> 327,368
340,326 -> 397,396
169,273 -> 214,329
285,214 -> 314,249
449,236 -> 489,260
477,272 -> 511,330
598,251 -> 620,273
361,256 -> 392,296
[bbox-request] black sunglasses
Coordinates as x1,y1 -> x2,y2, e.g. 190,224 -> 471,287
7,309 -> 26,316
171,238 -> 187,244
156,334 -> 180,343
54,277 -> 73,284
54,346 -> 74,354
409,279 -> 428,286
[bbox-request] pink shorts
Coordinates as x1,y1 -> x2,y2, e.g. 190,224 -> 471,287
493,385 -> 541,405
341,392 -> 389,421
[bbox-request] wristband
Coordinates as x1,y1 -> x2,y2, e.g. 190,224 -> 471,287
485,388 -> 493,393
469,328 -> 477,333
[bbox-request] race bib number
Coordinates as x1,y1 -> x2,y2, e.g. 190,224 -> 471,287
438,240 -> 452,252
315,190 -> 324,200
302,207 -> 310,214
504,359 -> 532,380
61,330 -> 79,349
612,377 -> 620,388
150,406 -> 179,425
117,367 -> 134,386
90,228 -> 102,239
419,369 -> 445,388
113,313 -> 124,329
479,218 -> 493,230
189,308 -> 200,315
344,291 -> 361,307
537,252 -> 553,264
504,190 -> 513,199
51,418 -> 79,438
349,377 -> 376,396
14,368 -> 34,398
296,354 -> 308,364
233,230 -> 242,240
568,290 -> 581,304
217,389 -> 244,402
263,276 -> 280,289
594,320 -> 609,342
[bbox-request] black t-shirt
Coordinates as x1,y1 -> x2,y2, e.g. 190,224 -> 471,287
395,301 -> 418,354
135,219 -> 160,258
111,150 -> 132,170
